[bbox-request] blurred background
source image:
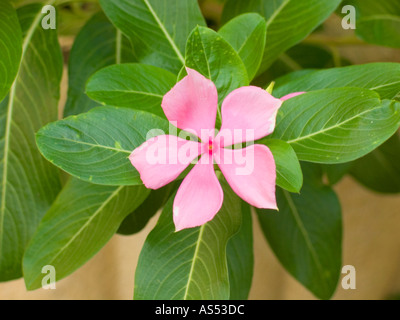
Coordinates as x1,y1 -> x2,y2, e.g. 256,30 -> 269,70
1,0 -> 400,299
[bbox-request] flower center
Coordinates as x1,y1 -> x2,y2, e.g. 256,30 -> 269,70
208,138 -> 214,155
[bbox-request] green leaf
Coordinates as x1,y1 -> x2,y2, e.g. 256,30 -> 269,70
186,26 -> 249,104
343,0 -> 400,48
350,132 -> 400,193
0,3 -> 62,281
218,13 -> 266,81
221,0 -> 342,74
260,139 -> 303,193
99,0 -> 205,74
23,177 -> 149,290
134,180 -> 243,300
258,43 -> 351,86
274,63 -> 400,100
271,88 -> 400,163
86,63 -> 176,118
36,107 -> 169,186
257,163 -> 342,300
0,0 -> 22,102
321,163 -> 353,186
227,203 -> 253,300
64,12 -> 135,117
118,182 -> 177,235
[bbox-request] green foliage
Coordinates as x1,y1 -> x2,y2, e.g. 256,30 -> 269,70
272,88 -> 400,163
343,0 -> 400,48
219,13 -> 266,81
0,4 -> 62,281
260,139 -> 303,193
257,164 -> 342,300
222,0 -> 342,73
351,132 -> 400,193
274,63 -> 400,100
99,0 -> 205,74
118,182 -> 177,235
23,178 -> 149,290
36,107 -> 169,186
0,0 -> 21,102
185,26 -> 249,103
64,12 -> 135,117
226,203 -> 254,300
86,64 -> 176,118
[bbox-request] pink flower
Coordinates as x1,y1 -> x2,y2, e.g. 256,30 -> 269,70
130,68 -> 299,231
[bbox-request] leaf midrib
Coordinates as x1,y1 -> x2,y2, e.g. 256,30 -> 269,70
39,135 -> 132,154
265,0 -> 290,28
286,104 -> 381,145
183,224 -> 205,300
282,190 -> 326,285
142,0 -> 185,64
0,0 -> 56,260
115,29 -> 122,64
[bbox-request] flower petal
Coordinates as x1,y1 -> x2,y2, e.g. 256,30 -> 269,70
173,153 -> 223,231
280,92 -> 306,101
129,135 -> 202,189
216,86 -> 282,146
161,67 -> 218,138
215,144 -> 277,209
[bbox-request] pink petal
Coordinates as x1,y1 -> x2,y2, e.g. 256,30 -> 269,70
215,144 -> 277,209
280,92 -> 306,101
161,67 -> 218,139
216,86 -> 282,147
129,135 -> 202,189
173,152 -> 223,231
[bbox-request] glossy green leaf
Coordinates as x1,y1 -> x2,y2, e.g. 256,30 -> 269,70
118,182 -> 177,235
343,0 -> 400,48
257,163 -> 342,300
275,63 -> 400,182
99,0 -> 205,74
259,139 -> 303,193
227,203 -> 253,300
221,0 -> 342,74
351,132 -> 400,193
86,64 -> 176,117
186,26 -> 249,104
274,63 -> 400,100
218,13 -> 266,81
0,3 -> 62,281
36,107 -> 169,186
134,180 -> 243,300
64,12 -> 135,117
23,178 -> 149,290
0,0 -> 22,102
271,88 -> 400,163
